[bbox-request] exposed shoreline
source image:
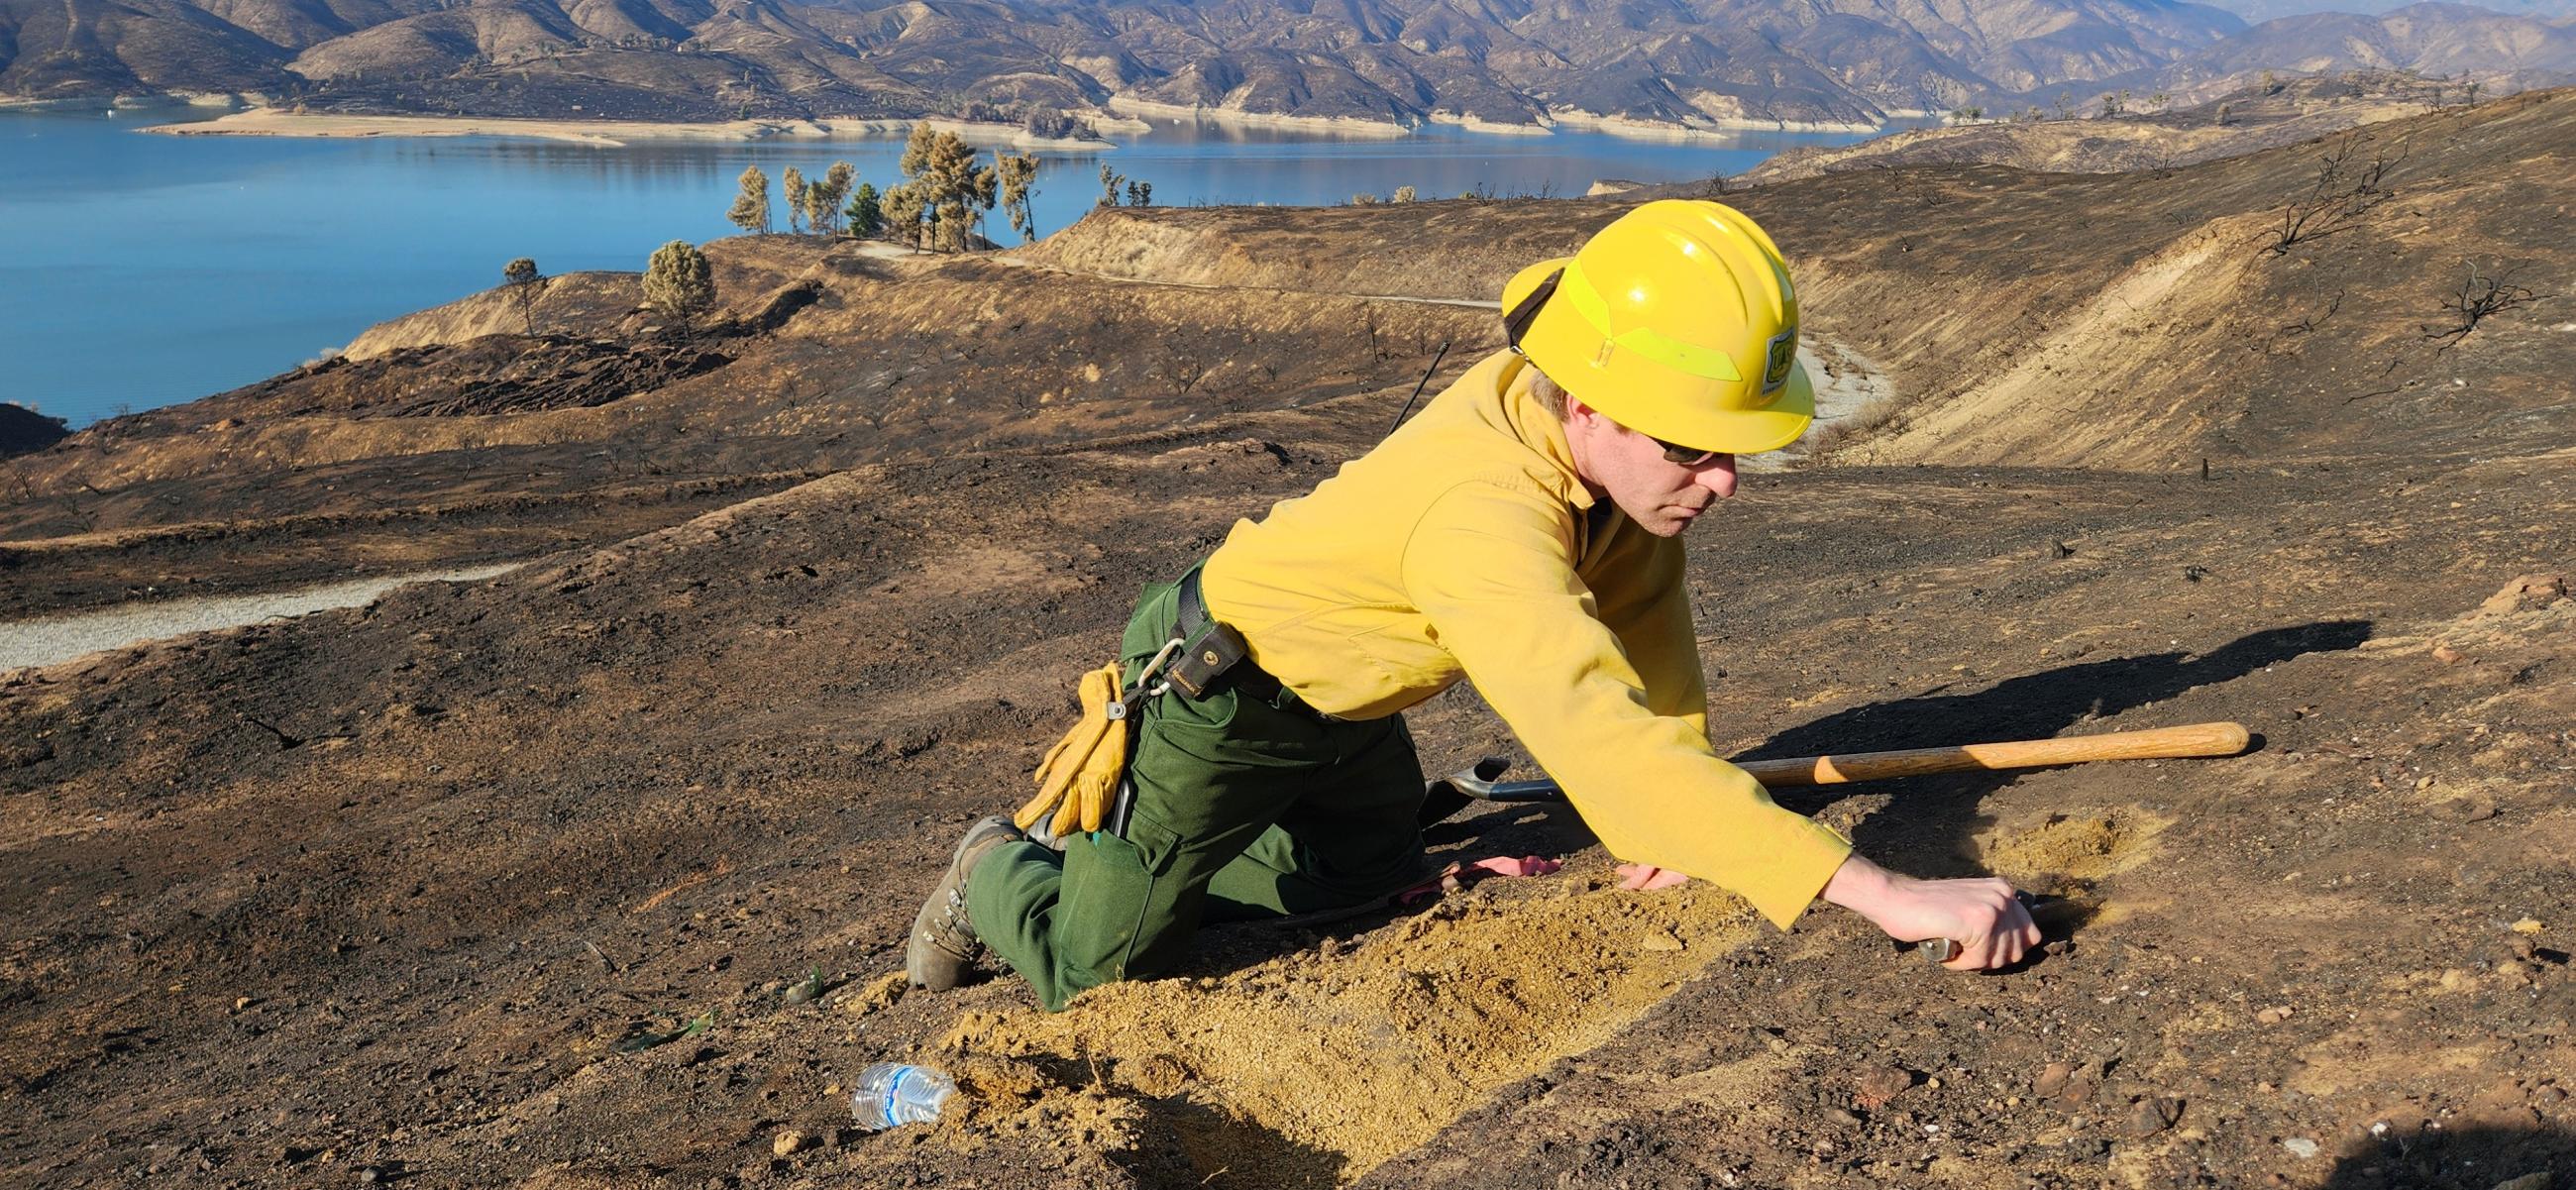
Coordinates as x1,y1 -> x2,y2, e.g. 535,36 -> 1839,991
2,91 -> 249,114
58,96 -> 1902,146
141,109 -> 1121,150
1545,108 -> 1881,139
1108,97 -> 1415,139
1108,95 -> 1891,142
1427,111 -> 1552,138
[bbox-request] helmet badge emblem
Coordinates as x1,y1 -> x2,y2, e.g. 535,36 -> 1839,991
1761,330 -> 1796,395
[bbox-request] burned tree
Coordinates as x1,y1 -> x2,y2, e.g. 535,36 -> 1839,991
2267,134 -> 2408,256
501,258 -> 544,335
2424,260 -> 2546,353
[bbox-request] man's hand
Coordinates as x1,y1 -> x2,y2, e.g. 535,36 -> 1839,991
1822,854 -> 2040,971
1615,862 -> 1690,891
1396,854 -> 1563,906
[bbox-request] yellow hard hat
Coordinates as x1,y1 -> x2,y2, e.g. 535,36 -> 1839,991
1501,200 -> 1812,454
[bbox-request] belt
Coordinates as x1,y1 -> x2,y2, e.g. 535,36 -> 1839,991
1176,569 -> 1286,703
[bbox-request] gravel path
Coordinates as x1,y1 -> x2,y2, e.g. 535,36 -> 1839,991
0,564 -> 522,673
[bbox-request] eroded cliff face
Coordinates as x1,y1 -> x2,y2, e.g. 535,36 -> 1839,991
341,271 -> 646,361
3,93 -> 2573,1190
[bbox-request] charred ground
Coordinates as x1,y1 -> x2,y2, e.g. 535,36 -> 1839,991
2,92 -> 2572,1189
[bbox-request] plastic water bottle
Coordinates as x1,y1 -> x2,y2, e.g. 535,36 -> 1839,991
851,1062 -> 958,1130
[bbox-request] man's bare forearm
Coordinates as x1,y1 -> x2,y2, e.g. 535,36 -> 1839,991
1820,853 -> 2040,970
1821,852 -> 1900,919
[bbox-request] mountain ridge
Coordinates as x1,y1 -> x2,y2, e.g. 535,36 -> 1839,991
9,0 -> 2569,135
2,0 -> 2251,130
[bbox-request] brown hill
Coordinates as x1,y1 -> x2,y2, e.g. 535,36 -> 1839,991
1790,87 -> 2575,469
2200,0 -> 2576,21
2146,1 -> 2576,102
13,0 -> 2565,134
1726,73 -> 2448,182
1,89 -> 2573,1190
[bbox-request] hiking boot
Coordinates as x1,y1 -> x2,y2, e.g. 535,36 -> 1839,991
906,815 -> 1022,991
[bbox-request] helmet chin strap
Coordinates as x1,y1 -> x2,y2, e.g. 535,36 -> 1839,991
1502,268 -> 1563,352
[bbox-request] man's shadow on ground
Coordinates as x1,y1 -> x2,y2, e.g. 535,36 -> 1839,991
2320,1122 -> 2571,1189
1428,617 -> 2372,881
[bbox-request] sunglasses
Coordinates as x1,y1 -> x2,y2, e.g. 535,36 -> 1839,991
1649,436 -> 1727,468
1510,273 -> 1733,470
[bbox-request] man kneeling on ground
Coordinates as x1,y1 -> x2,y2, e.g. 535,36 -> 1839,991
908,199 -> 2041,1012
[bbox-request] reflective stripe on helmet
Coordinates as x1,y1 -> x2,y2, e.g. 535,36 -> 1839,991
1555,262 -> 1744,383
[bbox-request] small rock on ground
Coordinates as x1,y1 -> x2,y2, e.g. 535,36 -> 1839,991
1853,1065 -> 1913,1110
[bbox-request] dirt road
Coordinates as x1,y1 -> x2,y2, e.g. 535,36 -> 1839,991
0,564 -> 520,672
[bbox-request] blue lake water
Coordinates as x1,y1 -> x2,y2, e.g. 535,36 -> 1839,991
0,110 -> 1898,427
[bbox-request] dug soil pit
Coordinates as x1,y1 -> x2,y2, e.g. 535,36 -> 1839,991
947,875 -> 1765,1187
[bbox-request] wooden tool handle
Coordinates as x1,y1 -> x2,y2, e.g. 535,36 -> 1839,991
1733,721 -> 2251,789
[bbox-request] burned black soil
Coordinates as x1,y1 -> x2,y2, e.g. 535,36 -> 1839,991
2,91 -> 2572,1190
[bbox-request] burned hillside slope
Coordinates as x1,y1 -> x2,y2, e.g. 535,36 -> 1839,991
7,89 -> 2567,622
1763,88 -> 2575,471
1728,73 -> 2447,184
3,400 -> 2570,1188
0,239 -> 1486,617
1032,89 -> 2576,472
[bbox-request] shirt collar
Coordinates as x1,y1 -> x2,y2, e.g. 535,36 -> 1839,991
1495,352 -> 1596,512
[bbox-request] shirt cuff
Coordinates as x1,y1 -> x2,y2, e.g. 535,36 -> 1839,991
1734,814 -> 1856,931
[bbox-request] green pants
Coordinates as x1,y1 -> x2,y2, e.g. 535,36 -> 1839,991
966,571 -> 1432,1011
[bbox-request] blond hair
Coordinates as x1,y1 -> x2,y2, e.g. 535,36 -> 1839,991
1530,367 -> 1571,421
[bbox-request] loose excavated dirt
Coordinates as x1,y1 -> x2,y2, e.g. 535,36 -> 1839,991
4,91 -> 2575,1190
949,877 -> 1769,1185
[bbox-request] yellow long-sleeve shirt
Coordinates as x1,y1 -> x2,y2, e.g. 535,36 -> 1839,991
1200,347 -> 1853,929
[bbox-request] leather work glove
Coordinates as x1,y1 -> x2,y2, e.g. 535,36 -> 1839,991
1017,662 -> 1130,838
